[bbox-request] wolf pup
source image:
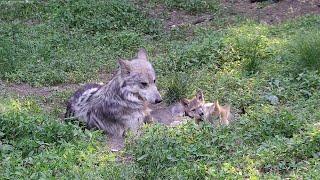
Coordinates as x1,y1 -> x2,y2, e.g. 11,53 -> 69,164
180,90 -> 206,124
200,100 -> 232,126
150,91 -> 206,126
149,101 -> 186,125
65,49 -> 162,150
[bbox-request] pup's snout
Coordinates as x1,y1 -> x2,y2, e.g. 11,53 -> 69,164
199,112 -> 204,116
155,98 -> 162,104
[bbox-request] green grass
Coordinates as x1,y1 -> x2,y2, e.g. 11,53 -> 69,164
163,72 -> 190,104
127,107 -> 319,179
1,0 -> 320,179
291,30 -> 320,70
0,0 -> 160,86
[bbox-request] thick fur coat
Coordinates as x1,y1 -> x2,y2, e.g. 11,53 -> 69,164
65,49 -> 162,139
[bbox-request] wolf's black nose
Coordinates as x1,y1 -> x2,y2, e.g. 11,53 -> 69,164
200,112 -> 204,116
155,99 -> 162,104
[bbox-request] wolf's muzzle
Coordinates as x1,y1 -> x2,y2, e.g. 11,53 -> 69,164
155,98 -> 162,104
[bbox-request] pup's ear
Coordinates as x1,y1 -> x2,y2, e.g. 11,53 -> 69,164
137,48 -> 148,61
196,90 -> 204,102
118,59 -> 131,76
214,100 -> 220,111
181,98 -> 190,107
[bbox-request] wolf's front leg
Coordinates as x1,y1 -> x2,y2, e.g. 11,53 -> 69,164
107,135 -> 125,152
104,123 -> 126,152
126,116 -> 144,138
143,114 -> 154,124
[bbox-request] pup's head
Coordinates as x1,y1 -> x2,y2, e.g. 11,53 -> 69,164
181,90 -> 205,120
118,48 -> 162,104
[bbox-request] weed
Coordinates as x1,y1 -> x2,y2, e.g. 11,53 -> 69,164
291,31 -> 320,70
163,72 -> 189,104
223,23 -> 270,75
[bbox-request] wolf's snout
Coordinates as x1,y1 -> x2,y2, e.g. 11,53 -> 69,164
155,98 -> 162,104
153,90 -> 162,104
199,111 -> 204,116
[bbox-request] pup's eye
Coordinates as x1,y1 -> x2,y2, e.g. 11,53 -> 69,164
141,82 -> 148,87
153,79 -> 156,83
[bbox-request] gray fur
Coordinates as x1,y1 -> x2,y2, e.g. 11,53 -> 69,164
65,49 -> 162,141
150,102 -> 187,125
149,91 -> 205,126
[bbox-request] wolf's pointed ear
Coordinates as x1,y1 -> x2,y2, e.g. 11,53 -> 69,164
137,48 -> 148,61
181,98 -> 190,107
196,90 -> 204,102
118,59 -> 131,76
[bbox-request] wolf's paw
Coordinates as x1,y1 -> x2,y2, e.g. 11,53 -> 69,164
108,136 -> 125,152
169,120 -> 185,127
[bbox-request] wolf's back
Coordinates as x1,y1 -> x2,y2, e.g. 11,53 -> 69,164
64,83 -> 103,120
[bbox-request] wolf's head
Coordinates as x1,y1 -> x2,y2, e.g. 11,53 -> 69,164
118,48 -> 162,104
181,90 -> 205,120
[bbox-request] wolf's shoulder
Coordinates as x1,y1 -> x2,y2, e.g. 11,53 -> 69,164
73,83 -> 102,98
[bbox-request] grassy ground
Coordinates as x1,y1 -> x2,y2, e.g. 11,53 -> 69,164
1,0 -> 320,179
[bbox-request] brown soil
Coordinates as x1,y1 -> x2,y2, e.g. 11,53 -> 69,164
221,0 -> 320,24
0,71 -> 113,117
0,81 -> 79,118
142,0 -> 320,31
163,10 -> 214,30
0,70 -> 114,98
1,82 -> 78,97
137,2 -> 215,30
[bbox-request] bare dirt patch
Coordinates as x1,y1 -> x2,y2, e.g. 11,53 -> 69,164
0,70 -> 114,98
137,2 -> 215,30
0,81 -> 80,117
162,10 -> 214,30
139,0 -> 320,32
0,71 -> 114,117
222,0 -> 320,24
1,83 -> 78,97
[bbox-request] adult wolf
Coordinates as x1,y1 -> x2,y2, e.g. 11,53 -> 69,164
65,48 -> 162,150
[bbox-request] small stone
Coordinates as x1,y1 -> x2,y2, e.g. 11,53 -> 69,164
264,94 -> 279,105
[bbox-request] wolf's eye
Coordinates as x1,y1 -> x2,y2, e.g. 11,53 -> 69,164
141,82 -> 148,87
153,79 -> 156,83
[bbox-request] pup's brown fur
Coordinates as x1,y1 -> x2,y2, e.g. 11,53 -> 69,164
202,100 -> 232,126
182,91 -> 233,126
